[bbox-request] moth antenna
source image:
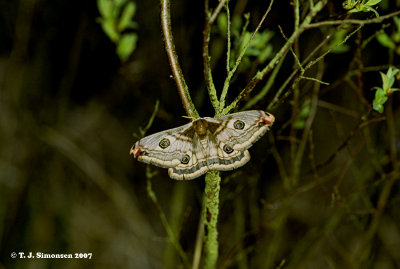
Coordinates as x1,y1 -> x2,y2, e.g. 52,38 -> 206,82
182,115 -> 196,121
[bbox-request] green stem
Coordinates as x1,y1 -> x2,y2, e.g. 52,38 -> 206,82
203,171 -> 221,269
222,0 -> 327,115
219,0 -> 274,113
203,0 -> 228,112
146,177 -> 190,268
160,0 -> 199,118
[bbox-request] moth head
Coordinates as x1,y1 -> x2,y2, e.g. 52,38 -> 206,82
193,119 -> 208,136
258,111 -> 275,127
130,141 -> 145,158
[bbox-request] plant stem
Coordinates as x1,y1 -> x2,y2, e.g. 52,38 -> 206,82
202,0 -> 228,112
160,0 -> 199,118
203,171 -> 221,268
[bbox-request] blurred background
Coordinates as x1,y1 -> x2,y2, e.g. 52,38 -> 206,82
0,0 -> 399,268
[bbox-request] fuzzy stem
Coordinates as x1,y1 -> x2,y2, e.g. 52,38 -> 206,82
221,0 -> 327,115
203,171 -> 221,269
203,0 -> 228,112
218,0 -> 274,113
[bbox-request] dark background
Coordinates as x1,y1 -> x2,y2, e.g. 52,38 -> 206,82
1,0 -> 399,268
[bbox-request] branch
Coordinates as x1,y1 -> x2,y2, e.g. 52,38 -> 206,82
146,176 -> 190,268
306,10 -> 400,29
218,0 -> 274,114
202,0 -> 228,112
221,0 -> 328,115
160,0 -> 199,118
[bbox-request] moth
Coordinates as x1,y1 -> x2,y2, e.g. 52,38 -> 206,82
130,110 -> 274,180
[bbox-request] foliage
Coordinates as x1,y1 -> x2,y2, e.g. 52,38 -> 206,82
342,0 -> 383,17
376,16 -> 400,55
97,0 -> 139,62
372,67 -> 400,113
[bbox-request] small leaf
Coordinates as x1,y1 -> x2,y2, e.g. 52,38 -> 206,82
117,33 -> 138,62
343,0 -> 357,10
258,45 -> 273,63
376,32 -> 396,49
118,2 -> 136,31
98,0 -> 113,19
115,0 -> 128,8
372,102 -> 384,113
374,88 -> 386,101
328,26 -> 352,53
372,88 -> 387,113
379,71 -> 389,89
364,6 -> 379,17
217,12 -> 228,36
364,0 -> 382,6
331,44 -> 351,53
101,20 -> 120,42
394,16 -> 400,32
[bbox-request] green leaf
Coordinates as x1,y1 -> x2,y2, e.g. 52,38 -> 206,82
98,0 -> 113,19
217,12 -> 227,36
379,71 -> 389,89
258,45 -> 273,63
374,88 -> 386,100
118,2 -> 136,31
394,16 -> 400,32
372,88 -> 387,113
365,0 -> 382,6
115,0 -> 127,8
117,33 -> 138,62
240,32 -> 251,53
363,5 -> 380,17
331,44 -> 351,53
343,0 -> 357,10
376,32 -> 396,49
372,101 -> 384,113
101,19 -> 120,42
382,67 -> 399,89
328,26 -> 352,53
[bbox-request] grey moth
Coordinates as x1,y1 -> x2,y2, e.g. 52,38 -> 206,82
130,110 -> 274,180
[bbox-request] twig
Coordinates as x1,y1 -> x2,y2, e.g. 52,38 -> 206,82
221,0 -> 327,115
269,22 -> 362,111
315,114 -> 386,171
306,10 -> 400,29
160,0 -> 199,118
202,0 -> 229,112
225,1 -> 231,74
146,176 -> 191,268
242,53 -> 285,110
218,0 -> 275,114
192,205 -> 204,269
267,32 -> 332,110
292,59 -> 324,184
139,100 -> 160,137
